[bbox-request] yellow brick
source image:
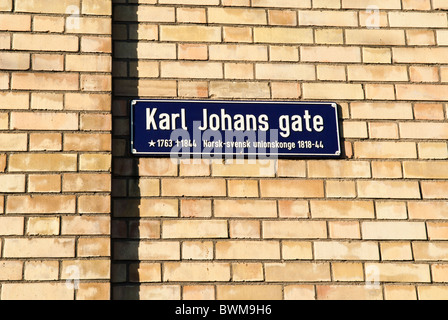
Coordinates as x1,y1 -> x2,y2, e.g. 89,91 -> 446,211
62,216 -> 110,235
0,13 -> 31,31
313,0 -> 341,8
81,36 -> 112,53
371,161 -> 402,178
253,0 -> 310,7
65,93 -> 110,112
183,285 -> 215,300
15,0 -> 80,13
427,222 -> 448,240
300,10 -> 357,26
162,220 -> 228,239
1,283 -> 73,300
12,73 -> 79,91
32,54 -> 64,71
331,263 -> 364,282
114,241 -> 180,261
26,217 -> 59,236
278,200 -> 309,218
410,66 -> 439,83
0,0 -> 12,11
178,81 -> 208,98
77,283 -> 110,300
348,65 -> 408,82
216,241 -> 280,260
346,29 -> 405,45
365,263 -> 430,283
162,178 -> 225,197
317,285 -> 383,300
310,200 -> 374,219
362,47 -> 391,64
0,133 -> 27,151
212,160 -> 275,177
210,44 -> 267,61
33,16 -> 64,33
308,160 -> 370,178
260,179 -> 324,198
325,181 -> 356,198
400,123 -> 448,140
381,242 -> 413,261
66,54 -> 111,72
217,285 -> 283,300
80,113 -> 112,131
9,154 -> 77,172
303,83 -> 364,100
432,265 -> 448,283
384,285 -> 417,300
177,7 -> 206,23
269,46 -> 299,62
27,174 -> 61,193
24,261 -> 58,281
315,29 -> 344,44
265,262 -> 330,282
208,7 -> 266,25
6,195 -> 76,214
342,0 -> 401,9
4,238 -> 75,258
414,103 -> 445,120
418,142 -> 448,159
408,202 -> 448,220
182,241 -> 213,260
263,221 -> 327,239
389,12 -> 447,28
210,81 -> 270,99
160,25 -> 221,42
223,27 -> 252,42
10,112 -> 78,131
314,241 -> 379,260
407,29 -> 435,46
268,9 -> 297,26
375,201 -> 408,220
81,75 -> 112,92
254,27 -> 313,44
351,102 -> 413,120
164,262 -> 230,282
227,180 -> 259,197
369,123 -> 399,140
82,0 -> 112,15
139,158 -> 177,176
0,216 -> 24,235
403,161 -> 448,179
358,181 -> 421,199
181,199 -> 211,218
301,46 -> 361,63
137,285 -> 180,300
13,34 -> 78,51
229,220 -> 260,239
365,84 -> 395,100
362,222 -> 426,240
129,262 -> 161,282
215,200 -> 276,218
418,286 -> 448,300
113,199 -> 178,218
393,48 -> 448,64
0,52 -> 30,70
422,181 -> 448,199
354,141 -> 417,159
161,61 -> 223,79
178,44 -> 208,61
317,65 -> 346,81
61,260 -> 110,280
0,33 -> 10,49
77,237 -> 110,257
63,173 -> 111,192
256,63 -> 315,80
282,241 -> 313,260
232,263 -> 264,281
329,221 -> 360,239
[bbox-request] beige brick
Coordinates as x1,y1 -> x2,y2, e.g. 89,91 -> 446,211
308,160 -> 370,178
342,0 -> 401,9
9,154 -> 77,172
31,93 -> 63,110
1,283 -> 74,300
183,285 -> 215,300
263,221 -> 327,239
82,0 -> 112,15
80,154 -> 111,171
211,44 -> 267,61
254,27 -> 313,44
314,241 -> 379,260
332,263 -> 364,282
362,222 -> 426,240
256,63 -> 315,80
432,265 -> 448,283
268,9 -> 297,26
15,0 -> 80,13
6,195 -> 76,214
369,123 -> 399,140
177,7 -> 206,23
317,285 -> 383,300
260,179 -> 324,198
282,241 -> 313,260
33,16 -> 64,33
64,133 -> 111,152
421,181 -> 448,199
407,30 -> 435,46
62,216 -> 110,236
13,34 -> 78,51
311,200 -> 374,219
212,160 -> 275,177
326,181 -> 356,198
418,143 -> 448,160
0,133 -> 27,151
418,286 -> 448,300
81,75 -> 112,92
278,200 -> 309,218
351,102 -> 413,120
216,241 -> 280,260
394,48 -> 448,64
65,93 -> 111,111
270,46 -> 299,62
129,262 -> 161,283
164,262 -> 230,282
232,263 -> 264,281
26,217 -> 59,236
137,285 -> 180,300
4,238 -> 75,258
217,285 -> 282,300
384,286 -> 417,300
77,283 -> 110,300
348,65 -> 408,82
113,199 -> 178,218
354,142 -> 417,159
78,237 -> 110,257
303,83 -> 364,100
301,46 -> 360,63
0,52 -> 30,70
24,261 -> 58,281
403,161 -> 448,179
410,66 -> 439,83
376,201 -> 408,220
225,63 -> 253,79
400,123 -> 448,140
61,260 -> 110,280
346,29 -> 405,45
228,180 -> 259,197
10,112 -> 78,131
215,200 -> 276,218
317,65 -> 346,81
414,103 -> 445,120
178,81 -> 208,98
427,222 -> 448,240
28,174 -> 61,193
389,12 -> 447,28
0,216 -> 24,235
315,29 -> 344,44
139,158 -> 177,176
12,73 -> 79,91
0,92 -> 28,109
365,84 -> 395,100
182,241 -> 213,260
161,61 -> 222,79
66,54 -> 111,72
365,263 -> 430,283
362,47 -> 391,64
371,161 -> 402,178
408,202 -> 448,220
178,44 -> 208,61
163,220 -> 228,239
223,27 -> 252,42
210,81 -> 270,99
161,25 -> 221,42
0,13 -> 31,31
162,179 -> 225,197
229,220 -> 260,239
208,7 -> 266,25
0,33 -> 10,49
358,181 -> 421,199
114,241 -> 180,261
329,221 -> 360,239
299,10 -> 357,26
181,199 -> 211,218
63,173 -> 111,192
0,0 -> 12,11
81,36 -> 112,53
381,242 -> 413,261
265,262 -> 330,282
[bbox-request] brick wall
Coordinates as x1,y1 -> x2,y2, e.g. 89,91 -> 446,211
2,0 -> 448,300
112,0 -> 448,301
0,0 -> 112,299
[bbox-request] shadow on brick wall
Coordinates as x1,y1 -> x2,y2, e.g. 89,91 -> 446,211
111,0 -> 141,300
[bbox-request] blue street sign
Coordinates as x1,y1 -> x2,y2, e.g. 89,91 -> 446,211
131,100 -> 341,159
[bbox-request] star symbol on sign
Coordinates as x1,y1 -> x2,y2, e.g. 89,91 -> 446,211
149,140 -> 156,147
